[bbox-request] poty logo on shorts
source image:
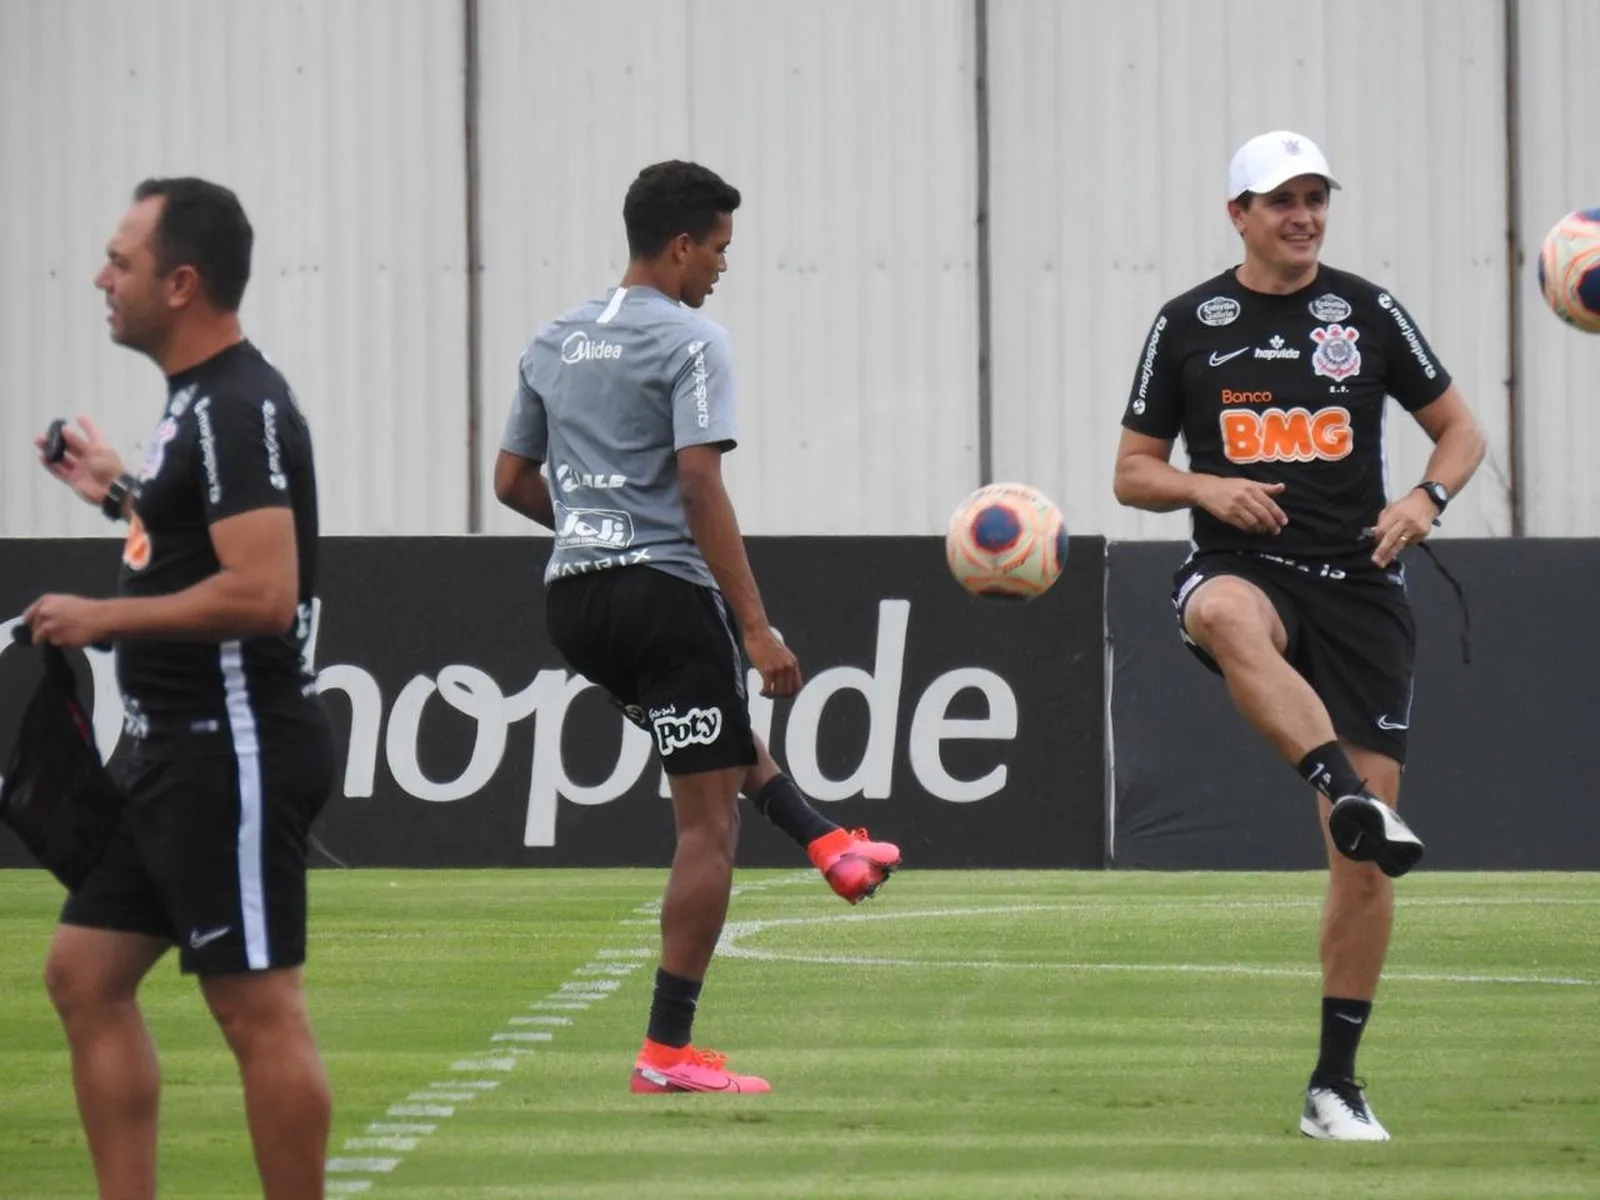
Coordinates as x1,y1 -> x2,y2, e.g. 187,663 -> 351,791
650,705 -> 723,756
561,330 -> 623,365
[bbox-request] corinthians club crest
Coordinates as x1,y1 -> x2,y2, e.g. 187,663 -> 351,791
1310,323 -> 1361,382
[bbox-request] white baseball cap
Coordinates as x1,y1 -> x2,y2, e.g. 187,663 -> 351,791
1227,131 -> 1341,200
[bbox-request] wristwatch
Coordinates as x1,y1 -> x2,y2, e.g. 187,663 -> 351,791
1416,480 -> 1450,514
102,473 -> 137,522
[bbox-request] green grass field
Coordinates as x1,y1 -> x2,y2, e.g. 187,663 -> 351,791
1,869 -> 1596,1199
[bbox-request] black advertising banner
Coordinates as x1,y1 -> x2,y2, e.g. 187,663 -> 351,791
1107,539 -> 1600,870
0,537 -> 1107,871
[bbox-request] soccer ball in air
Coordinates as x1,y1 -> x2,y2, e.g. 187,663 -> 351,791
1537,209 -> 1600,333
945,482 -> 1069,600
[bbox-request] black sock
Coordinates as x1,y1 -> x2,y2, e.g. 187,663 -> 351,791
748,773 -> 837,847
1297,742 -> 1365,800
646,968 -> 703,1049
1310,996 -> 1372,1086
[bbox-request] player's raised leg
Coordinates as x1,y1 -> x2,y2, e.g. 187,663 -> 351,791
742,735 -> 901,904
1182,574 -> 1423,877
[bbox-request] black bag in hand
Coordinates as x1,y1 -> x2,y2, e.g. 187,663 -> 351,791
0,635 -> 126,891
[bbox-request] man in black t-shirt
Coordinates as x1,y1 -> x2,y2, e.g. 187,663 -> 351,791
25,178 -> 334,1199
1114,132 -> 1486,1142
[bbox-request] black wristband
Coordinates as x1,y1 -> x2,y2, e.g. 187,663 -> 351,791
1416,480 -> 1450,514
102,474 -> 137,522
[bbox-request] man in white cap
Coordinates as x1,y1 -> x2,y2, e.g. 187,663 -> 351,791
1111,131 -> 1487,1139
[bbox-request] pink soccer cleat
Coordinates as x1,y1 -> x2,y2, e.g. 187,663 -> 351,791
807,827 -> 902,905
630,1043 -> 771,1094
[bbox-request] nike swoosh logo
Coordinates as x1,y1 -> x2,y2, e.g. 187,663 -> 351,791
1334,1013 -> 1365,1025
1208,347 -> 1250,366
188,926 -> 231,950
1376,716 -> 1409,730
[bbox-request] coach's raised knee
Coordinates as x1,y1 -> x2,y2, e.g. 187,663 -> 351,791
1184,581 -> 1278,659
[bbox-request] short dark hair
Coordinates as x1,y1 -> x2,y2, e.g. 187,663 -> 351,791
623,161 -> 740,258
132,177 -> 253,312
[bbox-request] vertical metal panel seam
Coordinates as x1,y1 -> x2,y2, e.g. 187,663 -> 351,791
973,0 -> 993,486
1102,542 -> 1117,868
464,0 -> 484,532
685,1 -> 696,146
1503,0 -> 1524,537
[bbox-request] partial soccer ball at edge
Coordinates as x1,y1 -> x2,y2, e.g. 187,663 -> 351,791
1537,209 -> 1600,333
945,482 -> 1069,600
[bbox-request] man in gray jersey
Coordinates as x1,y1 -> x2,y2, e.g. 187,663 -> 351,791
495,160 -> 897,1093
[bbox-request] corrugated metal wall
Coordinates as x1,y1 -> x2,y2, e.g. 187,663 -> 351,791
1518,0 -> 1600,535
987,0 -> 1513,542
3,0 -> 1595,539
474,0 -> 979,537
0,0 -> 467,538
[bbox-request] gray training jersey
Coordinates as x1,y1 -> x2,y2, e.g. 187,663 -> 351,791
502,285 -> 739,588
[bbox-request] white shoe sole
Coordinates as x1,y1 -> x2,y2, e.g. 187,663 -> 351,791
1300,1115 -> 1391,1142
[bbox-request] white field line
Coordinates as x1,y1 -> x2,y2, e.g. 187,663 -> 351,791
717,904 -> 1598,988
322,870 -> 853,1190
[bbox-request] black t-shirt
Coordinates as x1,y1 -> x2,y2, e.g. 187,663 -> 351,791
1121,265 -> 1452,559
116,341 -> 321,722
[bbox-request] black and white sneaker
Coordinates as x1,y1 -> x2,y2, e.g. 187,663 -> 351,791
1300,1078 -> 1391,1141
1328,792 -> 1424,878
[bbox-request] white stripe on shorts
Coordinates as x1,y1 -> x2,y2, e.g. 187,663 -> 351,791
220,641 -> 270,969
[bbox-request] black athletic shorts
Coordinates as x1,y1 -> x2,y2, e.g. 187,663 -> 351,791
1172,550 -> 1416,763
545,565 -> 757,776
61,705 -> 336,975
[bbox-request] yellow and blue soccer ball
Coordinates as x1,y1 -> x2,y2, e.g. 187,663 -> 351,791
1538,209 -> 1600,333
945,482 -> 1068,600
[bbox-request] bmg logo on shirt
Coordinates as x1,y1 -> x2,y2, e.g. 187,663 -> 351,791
1220,406 -> 1352,464
650,705 -> 723,756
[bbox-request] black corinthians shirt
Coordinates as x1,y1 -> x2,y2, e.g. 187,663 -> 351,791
1122,266 -> 1452,559
117,341 -> 321,723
